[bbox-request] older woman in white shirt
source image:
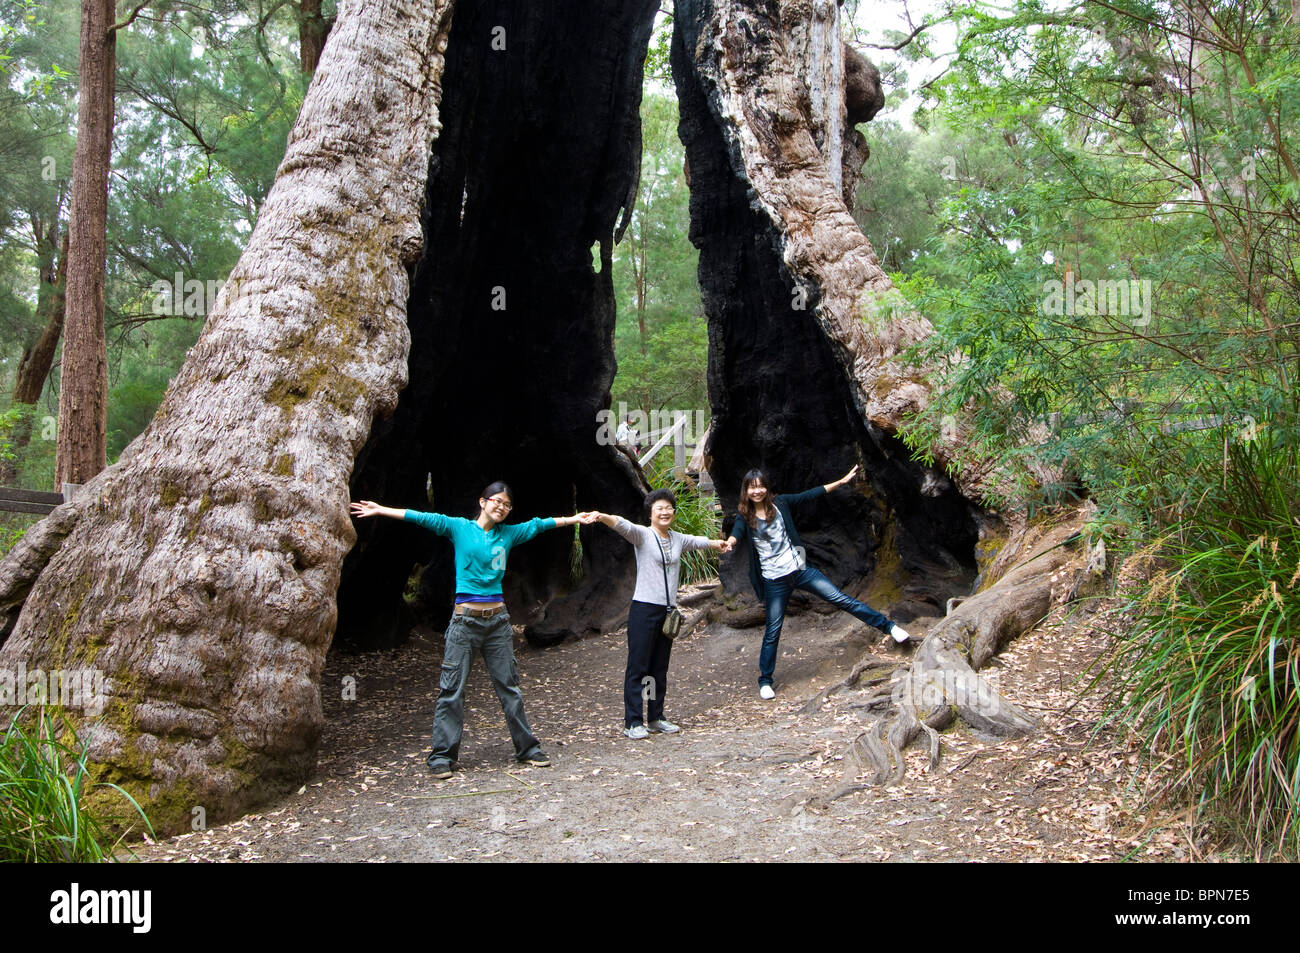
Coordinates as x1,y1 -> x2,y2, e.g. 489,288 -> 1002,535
587,490 -> 730,738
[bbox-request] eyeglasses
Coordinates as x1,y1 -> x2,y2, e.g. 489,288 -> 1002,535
485,496 -> 513,510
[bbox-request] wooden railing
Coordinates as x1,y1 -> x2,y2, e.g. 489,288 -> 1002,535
0,484 -> 80,515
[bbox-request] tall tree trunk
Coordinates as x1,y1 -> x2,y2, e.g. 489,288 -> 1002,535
0,0 -> 456,833
298,0 -> 332,74
57,0 -> 115,489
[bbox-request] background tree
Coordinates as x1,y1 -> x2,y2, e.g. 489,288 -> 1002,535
0,0 -> 303,490
871,0 -> 1300,854
611,91 -> 707,420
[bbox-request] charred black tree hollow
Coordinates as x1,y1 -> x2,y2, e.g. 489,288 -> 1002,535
338,0 -> 661,650
672,0 -> 979,615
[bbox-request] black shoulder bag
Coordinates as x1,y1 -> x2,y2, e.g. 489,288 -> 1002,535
657,534 -> 686,640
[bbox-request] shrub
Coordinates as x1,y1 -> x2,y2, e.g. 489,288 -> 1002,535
1104,424 -> 1300,857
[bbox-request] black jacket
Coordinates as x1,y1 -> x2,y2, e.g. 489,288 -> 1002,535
728,485 -> 827,599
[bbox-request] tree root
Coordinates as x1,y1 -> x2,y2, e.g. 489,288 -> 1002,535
799,656 -> 898,714
831,513 -> 1105,790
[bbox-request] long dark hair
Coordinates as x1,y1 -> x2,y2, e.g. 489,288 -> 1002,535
737,469 -> 776,528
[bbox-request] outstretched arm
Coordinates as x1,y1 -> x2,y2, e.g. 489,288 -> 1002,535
823,464 -> 859,493
725,513 -> 749,552
587,511 -> 647,544
546,512 -> 591,529
682,534 -> 730,553
351,500 -> 406,520
355,501 -> 453,536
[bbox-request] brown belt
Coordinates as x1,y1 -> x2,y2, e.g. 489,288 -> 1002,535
454,604 -> 507,619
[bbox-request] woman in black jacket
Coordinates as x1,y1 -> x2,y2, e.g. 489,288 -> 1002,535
724,466 -> 911,698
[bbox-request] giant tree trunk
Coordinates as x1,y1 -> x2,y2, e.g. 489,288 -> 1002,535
0,0 -> 455,833
673,0 -> 1070,774
57,0 -> 115,487
673,0 -> 986,619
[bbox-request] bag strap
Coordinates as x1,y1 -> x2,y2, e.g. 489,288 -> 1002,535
655,534 -> 676,610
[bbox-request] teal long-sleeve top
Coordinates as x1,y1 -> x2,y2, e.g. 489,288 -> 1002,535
402,510 -> 558,595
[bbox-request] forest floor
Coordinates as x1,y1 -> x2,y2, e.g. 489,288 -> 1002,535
131,588 -> 1225,863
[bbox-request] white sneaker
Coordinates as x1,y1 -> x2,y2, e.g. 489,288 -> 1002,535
624,724 -> 650,740
890,624 -> 912,644
648,719 -> 681,734
759,684 -> 776,700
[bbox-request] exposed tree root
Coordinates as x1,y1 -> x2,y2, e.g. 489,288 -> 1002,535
829,512 -> 1106,790
799,655 -> 897,715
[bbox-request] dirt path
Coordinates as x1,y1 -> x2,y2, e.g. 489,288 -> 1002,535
133,595 -> 1203,862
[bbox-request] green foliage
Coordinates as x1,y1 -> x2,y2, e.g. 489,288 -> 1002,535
0,1 -> 303,489
878,0 -> 1300,855
0,706 -> 154,862
107,316 -> 204,459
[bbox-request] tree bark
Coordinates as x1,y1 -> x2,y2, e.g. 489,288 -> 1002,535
0,0 -> 456,833
298,0 -> 332,74
674,0 -> 988,620
57,0 -> 115,488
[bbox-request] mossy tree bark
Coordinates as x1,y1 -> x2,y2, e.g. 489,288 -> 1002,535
0,0 -> 456,832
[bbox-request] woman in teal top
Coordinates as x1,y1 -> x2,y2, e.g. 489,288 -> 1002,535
351,483 -> 590,779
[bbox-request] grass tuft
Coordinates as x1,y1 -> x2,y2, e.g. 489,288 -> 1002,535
1104,426 -> 1300,858
0,706 -> 154,862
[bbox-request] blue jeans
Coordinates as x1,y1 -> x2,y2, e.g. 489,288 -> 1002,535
758,566 -> 892,686
428,611 -> 545,771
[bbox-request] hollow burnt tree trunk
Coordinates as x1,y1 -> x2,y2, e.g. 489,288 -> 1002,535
338,0 -> 661,650
673,0 -> 985,620
0,0 -> 456,833
673,0 -> 1075,778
